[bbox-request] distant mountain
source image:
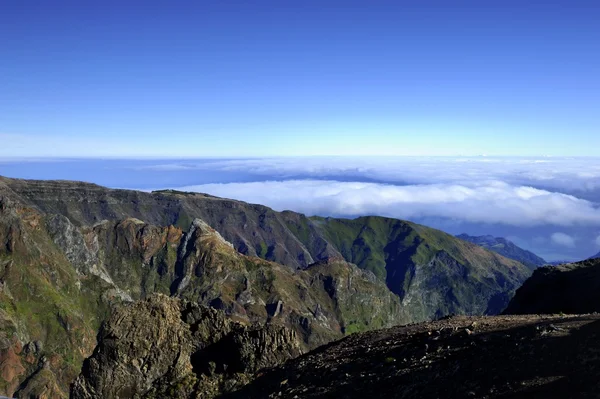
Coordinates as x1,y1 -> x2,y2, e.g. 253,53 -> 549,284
0,192 -> 403,396
456,234 -> 546,269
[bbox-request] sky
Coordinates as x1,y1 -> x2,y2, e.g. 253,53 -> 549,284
1,0 -> 600,157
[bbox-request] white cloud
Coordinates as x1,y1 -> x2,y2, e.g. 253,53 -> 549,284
175,179 -> 600,227
551,233 -> 576,248
148,156 -> 600,195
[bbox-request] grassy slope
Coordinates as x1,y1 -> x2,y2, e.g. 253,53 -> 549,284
308,216 -> 531,320
0,204 -> 106,397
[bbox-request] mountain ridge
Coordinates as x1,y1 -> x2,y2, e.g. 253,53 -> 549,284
456,233 -> 546,269
0,176 -> 530,315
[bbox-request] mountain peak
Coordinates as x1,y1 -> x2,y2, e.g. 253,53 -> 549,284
456,233 -> 546,269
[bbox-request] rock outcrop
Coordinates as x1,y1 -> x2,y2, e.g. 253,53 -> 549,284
504,258 -> 600,315
71,295 -> 302,399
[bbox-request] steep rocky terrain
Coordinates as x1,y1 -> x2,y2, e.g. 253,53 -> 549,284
0,186 -> 104,398
504,258 -> 600,315
63,215 -> 406,347
71,295 -> 303,399
230,314 -> 600,398
456,234 -> 546,269
0,177 -> 338,270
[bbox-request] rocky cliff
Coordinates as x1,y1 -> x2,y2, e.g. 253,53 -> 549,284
71,295 -> 302,399
0,187 -> 102,398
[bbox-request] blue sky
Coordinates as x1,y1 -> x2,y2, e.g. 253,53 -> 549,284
1,1 -> 599,157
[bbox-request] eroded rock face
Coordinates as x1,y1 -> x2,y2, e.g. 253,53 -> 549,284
76,217 -> 407,349
71,294 -> 302,399
0,193 -> 99,398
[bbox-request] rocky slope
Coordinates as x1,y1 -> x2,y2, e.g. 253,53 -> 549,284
456,234 -> 546,269
231,314 -> 600,398
68,216 -> 406,347
0,186 -> 104,398
0,177 -> 338,270
73,299 -> 600,399
504,258 -> 600,315
71,295 -> 303,399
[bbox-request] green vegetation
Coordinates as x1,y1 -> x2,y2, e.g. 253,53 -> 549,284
255,241 -> 269,258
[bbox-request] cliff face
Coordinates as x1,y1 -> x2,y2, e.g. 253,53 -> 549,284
1,177 -> 339,270
504,258 -> 600,315
71,295 -> 302,399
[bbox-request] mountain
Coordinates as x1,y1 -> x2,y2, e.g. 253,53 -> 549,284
0,176 -> 531,396
456,234 -> 546,269
588,251 -> 600,260
1,176 -> 531,316
504,258 -> 600,315
312,217 -> 530,319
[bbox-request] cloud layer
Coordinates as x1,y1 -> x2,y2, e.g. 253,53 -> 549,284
177,179 -> 600,227
551,232 -> 576,248
148,156 -> 600,197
